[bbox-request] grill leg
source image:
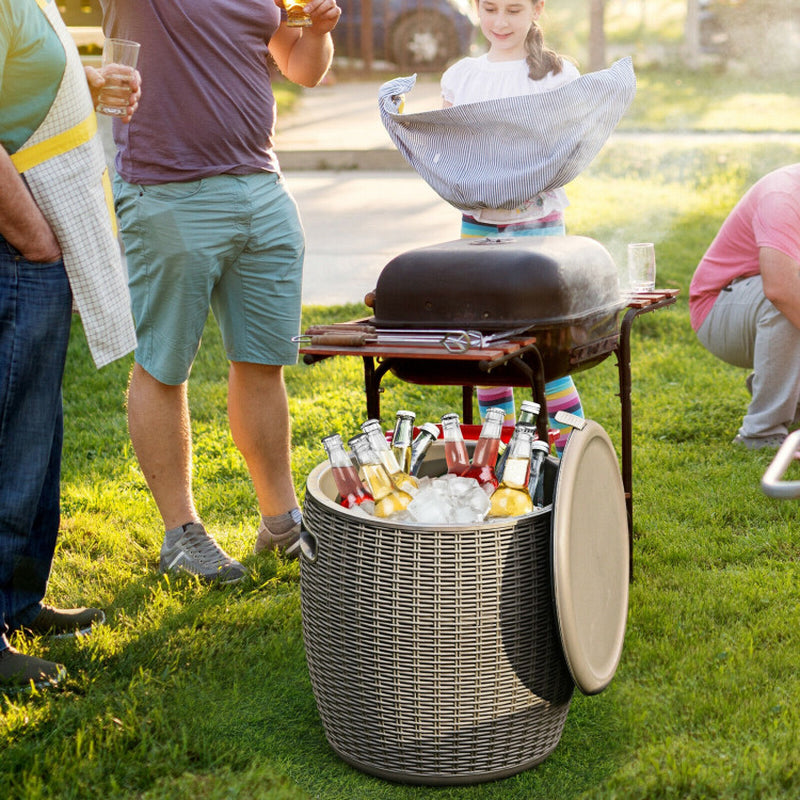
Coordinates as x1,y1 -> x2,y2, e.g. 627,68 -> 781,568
363,356 -> 381,420
462,386 -> 474,424
617,309 -> 636,582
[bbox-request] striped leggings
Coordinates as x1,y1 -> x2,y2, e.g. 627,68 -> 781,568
461,213 -> 585,454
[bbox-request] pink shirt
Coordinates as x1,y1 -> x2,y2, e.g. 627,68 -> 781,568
689,164 -> 800,330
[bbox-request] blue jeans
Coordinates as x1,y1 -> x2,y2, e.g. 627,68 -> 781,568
0,235 -> 72,648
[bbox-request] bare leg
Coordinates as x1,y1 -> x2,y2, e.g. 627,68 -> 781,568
127,363 -> 198,530
227,361 -> 299,517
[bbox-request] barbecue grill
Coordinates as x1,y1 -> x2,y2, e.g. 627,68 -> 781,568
372,235 -> 625,387
300,235 -> 678,572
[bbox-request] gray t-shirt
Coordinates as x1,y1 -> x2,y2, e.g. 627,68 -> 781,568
102,0 -> 282,183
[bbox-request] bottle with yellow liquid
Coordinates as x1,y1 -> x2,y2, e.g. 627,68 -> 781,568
390,410 -> 416,474
348,433 -> 414,518
360,418 -> 420,496
489,427 -> 534,518
495,401 -> 541,482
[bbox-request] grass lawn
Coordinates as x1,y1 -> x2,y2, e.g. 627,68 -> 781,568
3,54 -> 800,800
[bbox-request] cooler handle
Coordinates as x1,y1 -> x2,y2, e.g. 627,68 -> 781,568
761,430 -> 800,499
298,527 -> 318,562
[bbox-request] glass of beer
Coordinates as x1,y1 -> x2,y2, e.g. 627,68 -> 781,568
97,38 -> 140,117
283,0 -> 312,27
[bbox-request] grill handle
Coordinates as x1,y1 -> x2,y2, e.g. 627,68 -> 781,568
761,430 -> 800,499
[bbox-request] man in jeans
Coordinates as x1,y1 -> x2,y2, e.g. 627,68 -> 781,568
0,0 -> 139,689
101,0 -> 341,581
690,163 -> 800,450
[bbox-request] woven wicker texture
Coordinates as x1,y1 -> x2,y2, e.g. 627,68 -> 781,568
301,462 -> 574,785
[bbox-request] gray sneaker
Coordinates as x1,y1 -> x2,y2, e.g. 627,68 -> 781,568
159,523 -> 247,584
732,433 -> 786,450
254,508 -> 303,558
0,646 -> 66,692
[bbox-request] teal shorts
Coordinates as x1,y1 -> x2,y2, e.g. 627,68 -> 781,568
113,172 -> 305,385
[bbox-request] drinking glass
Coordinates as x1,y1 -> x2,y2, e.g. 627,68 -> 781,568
283,0 -> 312,27
97,38 -> 140,117
627,242 -> 657,293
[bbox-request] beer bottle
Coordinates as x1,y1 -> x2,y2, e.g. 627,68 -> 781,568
489,427 -> 534,517
528,439 -> 551,508
321,433 -> 374,511
348,433 -> 413,518
409,422 -> 440,477
460,407 -> 505,490
440,412 -> 470,475
360,418 -> 420,495
495,400 -> 541,481
390,410 -> 416,474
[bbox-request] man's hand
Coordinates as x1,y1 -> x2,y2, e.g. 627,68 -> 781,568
273,0 -> 341,34
0,145 -> 62,262
85,64 -> 142,123
303,0 -> 342,34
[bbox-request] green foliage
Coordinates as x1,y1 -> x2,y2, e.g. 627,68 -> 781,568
3,79 -> 800,800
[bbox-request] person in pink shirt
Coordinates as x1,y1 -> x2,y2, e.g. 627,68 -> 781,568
690,163 -> 800,449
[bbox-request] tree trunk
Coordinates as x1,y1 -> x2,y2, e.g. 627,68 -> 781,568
588,0 -> 607,72
685,0 -> 701,70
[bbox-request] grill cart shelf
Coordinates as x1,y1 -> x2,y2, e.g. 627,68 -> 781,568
300,289 -> 678,577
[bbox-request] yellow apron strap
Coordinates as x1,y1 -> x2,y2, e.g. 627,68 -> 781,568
10,113 -> 98,173
101,168 -> 118,236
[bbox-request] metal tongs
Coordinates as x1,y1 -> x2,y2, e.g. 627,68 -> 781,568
293,325 -> 486,353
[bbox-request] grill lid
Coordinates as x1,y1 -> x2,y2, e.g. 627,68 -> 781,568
373,235 -> 624,332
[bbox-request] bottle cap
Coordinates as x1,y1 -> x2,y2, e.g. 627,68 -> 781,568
418,422 -> 440,438
520,400 -> 541,415
532,440 -> 551,454
347,433 -> 368,450
395,410 -> 416,421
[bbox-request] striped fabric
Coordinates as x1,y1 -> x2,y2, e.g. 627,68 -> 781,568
476,387 -> 516,427
543,375 -> 584,453
378,58 -> 636,213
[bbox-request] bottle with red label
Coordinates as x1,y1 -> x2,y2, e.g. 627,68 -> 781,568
460,406 -> 505,491
440,412 -> 470,475
322,433 -> 374,511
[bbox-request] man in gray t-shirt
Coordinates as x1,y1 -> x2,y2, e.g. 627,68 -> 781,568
102,0 -> 341,582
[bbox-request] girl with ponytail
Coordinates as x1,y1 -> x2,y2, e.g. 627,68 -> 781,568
440,0 -> 584,454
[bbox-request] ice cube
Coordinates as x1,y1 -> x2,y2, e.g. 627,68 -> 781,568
408,490 -> 449,524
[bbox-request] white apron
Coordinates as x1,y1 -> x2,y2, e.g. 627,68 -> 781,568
10,0 -> 136,369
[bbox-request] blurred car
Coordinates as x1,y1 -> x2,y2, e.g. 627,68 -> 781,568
333,0 -> 478,72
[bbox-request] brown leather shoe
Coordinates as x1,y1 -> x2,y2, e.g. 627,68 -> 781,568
0,646 -> 66,692
23,604 -> 106,639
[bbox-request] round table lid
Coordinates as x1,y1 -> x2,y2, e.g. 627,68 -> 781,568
551,419 -> 629,695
